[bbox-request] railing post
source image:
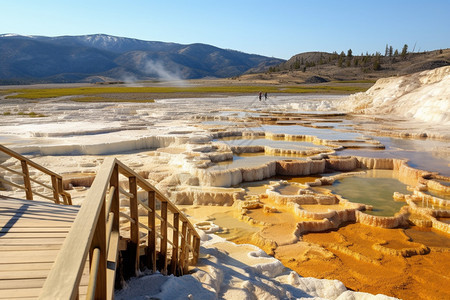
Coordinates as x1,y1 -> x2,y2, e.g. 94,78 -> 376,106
185,230 -> 192,271
171,212 -> 179,275
57,178 -> 68,205
110,165 -> 120,233
179,221 -> 187,275
89,198 -> 107,299
20,160 -> 33,200
192,236 -> 200,266
50,175 -> 60,204
147,191 -> 156,273
161,201 -> 168,275
129,176 -> 140,276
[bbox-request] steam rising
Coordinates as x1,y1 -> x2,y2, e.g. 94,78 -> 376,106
144,60 -> 187,86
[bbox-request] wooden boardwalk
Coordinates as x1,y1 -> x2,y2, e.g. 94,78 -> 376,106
0,196 -> 87,299
0,147 -> 201,299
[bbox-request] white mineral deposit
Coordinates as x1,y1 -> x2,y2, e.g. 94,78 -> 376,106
1,66 -> 449,299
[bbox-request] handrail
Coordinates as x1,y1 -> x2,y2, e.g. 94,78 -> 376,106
0,144 -> 72,205
40,157 -> 201,300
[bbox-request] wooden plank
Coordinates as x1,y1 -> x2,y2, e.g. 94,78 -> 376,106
0,202 -> 75,210
0,238 -> 65,246
129,176 -> 140,276
179,221 -> 187,274
0,208 -> 78,216
0,219 -> 74,228
0,269 -> 49,280
0,207 -> 78,215
147,190 -> 156,272
20,160 -> 33,200
0,278 -> 46,290
0,232 -> 68,238
0,262 -> 54,271
0,227 -> 70,233
0,287 -> 42,298
0,279 -> 89,300
0,276 -> 90,290
0,217 -> 76,225
0,201 -> 77,210
171,212 -> 179,274
51,175 -> 59,204
0,199 -> 79,213
161,201 -> 168,275
0,244 -> 61,251
0,250 -> 60,264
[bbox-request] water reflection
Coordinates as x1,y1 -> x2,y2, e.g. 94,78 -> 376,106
338,136 -> 450,176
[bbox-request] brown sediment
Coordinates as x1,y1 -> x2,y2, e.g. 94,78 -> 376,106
186,153 -> 450,298
280,223 -> 450,300
222,168 -> 450,299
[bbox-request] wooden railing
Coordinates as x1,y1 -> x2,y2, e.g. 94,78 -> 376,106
40,157 -> 201,300
0,144 -> 71,205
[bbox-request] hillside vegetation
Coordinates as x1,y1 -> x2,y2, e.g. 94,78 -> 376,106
240,47 -> 450,84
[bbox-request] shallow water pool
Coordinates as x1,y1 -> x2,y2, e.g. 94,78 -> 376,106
216,137 -> 329,150
327,170 -> 411,216
209,153 -> 305,170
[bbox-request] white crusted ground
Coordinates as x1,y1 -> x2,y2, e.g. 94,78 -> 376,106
115,233 -> 396,300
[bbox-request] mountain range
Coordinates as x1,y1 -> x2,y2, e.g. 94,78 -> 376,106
0,34 -> 285,84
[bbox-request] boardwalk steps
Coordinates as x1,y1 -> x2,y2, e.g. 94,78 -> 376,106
0,145 -> 201,299
0,196 -> 86,299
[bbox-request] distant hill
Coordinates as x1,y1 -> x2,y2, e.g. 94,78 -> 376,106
241,49 -> 450,83
0,34 -> 285,84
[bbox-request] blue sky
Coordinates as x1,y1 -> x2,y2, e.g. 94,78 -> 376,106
1,0 -> 449,59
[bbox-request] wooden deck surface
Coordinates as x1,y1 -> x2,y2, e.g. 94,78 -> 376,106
0,196 -> 88,299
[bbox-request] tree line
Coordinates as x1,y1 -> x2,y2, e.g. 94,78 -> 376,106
269,44 -> 410,73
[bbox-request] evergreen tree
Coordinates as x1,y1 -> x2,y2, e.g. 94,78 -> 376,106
394,49 -> 399,56
385,44 -> 389,56
401,44 -> 408,59
332,52 -> 338,60
389,45 -> 393,57
373,53 -> 381,70
337,56 -> 344,67
347,49 -> 353,58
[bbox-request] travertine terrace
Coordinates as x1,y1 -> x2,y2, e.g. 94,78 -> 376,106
1,66 -> 449,299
